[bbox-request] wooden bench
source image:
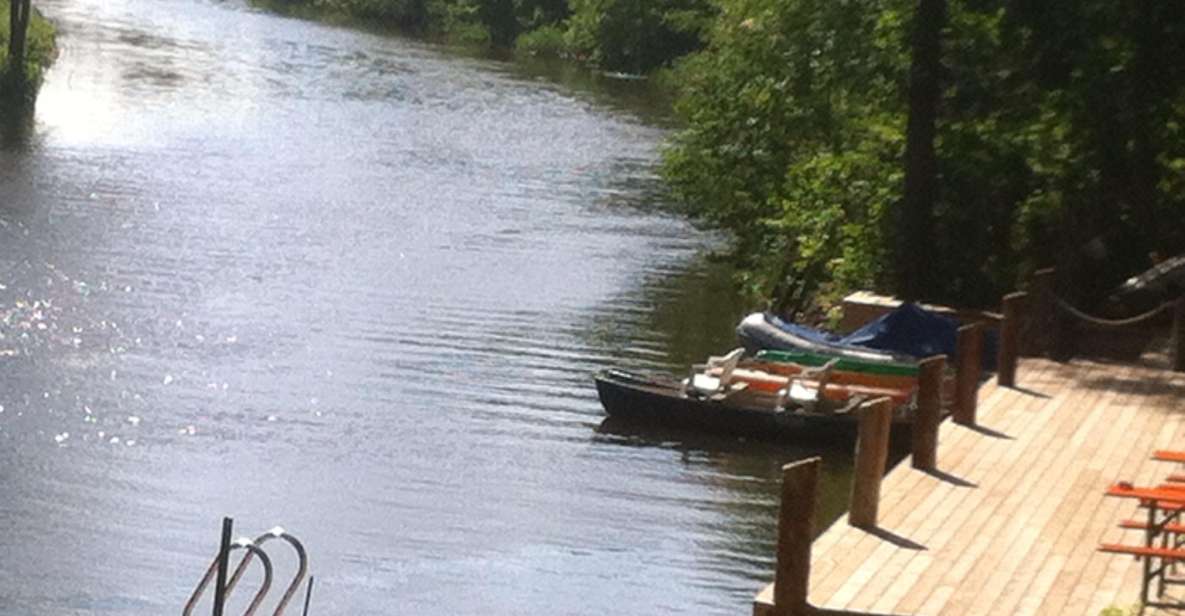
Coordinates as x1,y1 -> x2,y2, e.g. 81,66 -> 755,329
1120,520 -> 1185,534
1101,482 -> 1185,606
1099,544 -> 1185,604
1145,452 -> 1185,482
1107,484 -> 1185,501
1100,543 -> 1185,560
1155,450 -> 1185,463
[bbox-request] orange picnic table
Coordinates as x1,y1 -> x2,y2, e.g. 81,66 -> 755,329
1106,483 -> 1185,502
1103,483 -> 1185,606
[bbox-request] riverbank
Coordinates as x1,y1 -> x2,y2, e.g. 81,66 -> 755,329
249,0 -> 707,76
0,3 -> 56,103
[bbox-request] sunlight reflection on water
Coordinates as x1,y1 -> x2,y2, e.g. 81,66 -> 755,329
0,1 -> 860,615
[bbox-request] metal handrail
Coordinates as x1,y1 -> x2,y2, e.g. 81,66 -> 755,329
183,539 -> 274,616
224,528 -> 308,616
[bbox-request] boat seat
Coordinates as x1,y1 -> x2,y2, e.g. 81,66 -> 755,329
704,347 -> 746,367
690,373 -> 723,393
777,358 -> 839,411
686,348 -> 746,396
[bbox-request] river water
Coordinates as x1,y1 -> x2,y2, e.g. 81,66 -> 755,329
0,2 -> 858,614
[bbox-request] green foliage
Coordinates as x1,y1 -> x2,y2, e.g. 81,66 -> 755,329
662,0 -> 909,310
277,0 -> 568,48
765,141 -> 901,314
0,2 -> 57,102
995,1 -> 1185,300
565,0 -> 714,73
428,0 -> 491,44
298,0 -> 430,26
665,0 -> 1185,313
263,0 -> 712,72
514,23 -> 567,57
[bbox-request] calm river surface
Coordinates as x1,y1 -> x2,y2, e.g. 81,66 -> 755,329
0,2 -> 858,614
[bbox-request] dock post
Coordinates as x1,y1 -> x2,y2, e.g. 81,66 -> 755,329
1174,296 -> 1185,373
913,356 -> 945,471
954,323 -> 982,426
773,457 -> 821,616
850,397 -> 893,529
997,292 -> 1027,387
1028,268 -> 1056,356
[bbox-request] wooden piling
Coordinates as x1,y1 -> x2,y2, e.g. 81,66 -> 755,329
954,323 -> 983,425
997,291 -> 1027,387
773,457 -> 821,616
912,355 -> 945,471
850,397 -> 894,529
1174,296 -> 1185,373
1028,268 -> 1056,356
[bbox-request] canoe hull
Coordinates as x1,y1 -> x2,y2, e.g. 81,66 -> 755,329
594,369 -> 910,440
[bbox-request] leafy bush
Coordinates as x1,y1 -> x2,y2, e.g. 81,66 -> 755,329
565,0 -> 713,74
662,0 -> 908,310
312,0 -> 427,24
256,0 -> 712,71
515,23 -> 568,57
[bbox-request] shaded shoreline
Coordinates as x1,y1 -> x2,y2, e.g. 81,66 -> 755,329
0,3 -> 58,105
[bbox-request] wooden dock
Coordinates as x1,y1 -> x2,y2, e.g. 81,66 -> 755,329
755,355 -> 1185,615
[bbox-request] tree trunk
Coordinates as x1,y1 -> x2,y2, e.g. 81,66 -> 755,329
898,0 -> 946,301
8,0 -> 32,76
8,0 -> 19,67
1126,0 -> 1164,255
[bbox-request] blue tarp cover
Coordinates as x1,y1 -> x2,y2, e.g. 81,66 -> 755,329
769,303 -> 998,370
841,303 -> 958,359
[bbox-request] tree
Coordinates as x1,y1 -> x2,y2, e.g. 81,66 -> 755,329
663,0 -> 910,314
897,0 -> 945,301
997,0 -> 1185,302
666,0 -> 1185,313
7,0 -> 32,79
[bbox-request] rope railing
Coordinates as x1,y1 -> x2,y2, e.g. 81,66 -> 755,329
1052,295 -> 1173,328
1013,267 -> 1183,371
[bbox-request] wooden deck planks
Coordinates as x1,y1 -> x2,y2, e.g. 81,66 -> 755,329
885,362 -> 1091,614
900,366 -> 1109,614
1066,380 -> 1185,616
809,361 -> 1063,603
944,364 -> 1138,615
1006,372 -> 1152,616
802,358 -> 1185,615
972,372 -> 1148,614
843,364 -> 1073,612
1034,371 -> 1177,615
833,363 -> 1070,610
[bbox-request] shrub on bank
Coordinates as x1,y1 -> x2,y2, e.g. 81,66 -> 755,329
254,0 -> 710,74
514,23 -> 567,58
